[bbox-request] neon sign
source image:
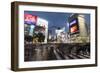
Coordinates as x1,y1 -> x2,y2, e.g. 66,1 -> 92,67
24,14 -> 37,25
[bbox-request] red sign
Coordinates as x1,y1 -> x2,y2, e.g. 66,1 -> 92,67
24,14 -> 37,25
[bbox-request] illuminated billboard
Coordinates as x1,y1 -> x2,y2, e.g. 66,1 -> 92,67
69,18 -> 79,34
24,14 -> 37,25
37,17 -> 48,29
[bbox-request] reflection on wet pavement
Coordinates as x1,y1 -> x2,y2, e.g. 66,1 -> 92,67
24,43 -> 90,61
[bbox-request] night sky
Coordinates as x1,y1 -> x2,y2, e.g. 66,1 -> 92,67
24,11 -> 90,34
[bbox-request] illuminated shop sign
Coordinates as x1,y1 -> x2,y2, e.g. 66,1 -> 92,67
24,14 -> 37,25
29,25 -> 35,36
37,18 -> 48,29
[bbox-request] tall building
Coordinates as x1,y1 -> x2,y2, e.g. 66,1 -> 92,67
68,14 -> 89,43
78,15 -> 88,37
36,17 -> 48,43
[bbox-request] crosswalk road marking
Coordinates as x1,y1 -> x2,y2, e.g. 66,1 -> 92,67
68,54 -> 79,59
82,54 -> 90,58
53,49 -> 62,60
49,49 -> 90,60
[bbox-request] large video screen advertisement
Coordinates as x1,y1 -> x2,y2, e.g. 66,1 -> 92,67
69,18 -> 79,34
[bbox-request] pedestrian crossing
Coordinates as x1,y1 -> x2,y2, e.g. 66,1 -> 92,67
25,44 -> 90,61
53,49 -> 90,60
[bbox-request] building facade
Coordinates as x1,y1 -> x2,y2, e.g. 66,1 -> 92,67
24,14 -> 48,43
68,14 -> 90,43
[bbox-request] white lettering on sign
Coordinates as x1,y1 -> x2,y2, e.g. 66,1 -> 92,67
70,19 -> 77,26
